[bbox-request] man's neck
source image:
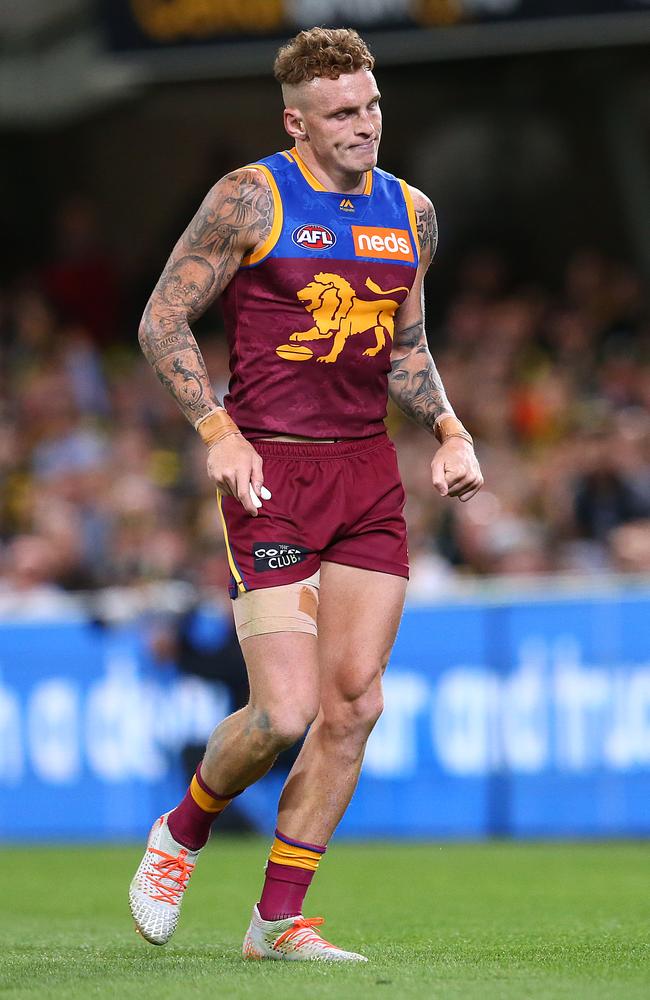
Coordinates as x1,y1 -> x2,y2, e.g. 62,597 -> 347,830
293,142 -> 367,195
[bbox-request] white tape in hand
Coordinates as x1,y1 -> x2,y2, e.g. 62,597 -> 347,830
249,484 -> 273,508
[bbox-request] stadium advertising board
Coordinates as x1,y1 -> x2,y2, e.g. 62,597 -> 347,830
104,0 -> 650,50
1,588 -> 649,840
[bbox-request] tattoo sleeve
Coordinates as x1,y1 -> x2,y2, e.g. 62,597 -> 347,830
388,321 -> 452,433
416,202 -> 438,260
388,196 -> 450,432
138,169 -> 273,425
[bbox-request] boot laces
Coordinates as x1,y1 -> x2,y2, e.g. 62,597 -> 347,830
144,847 -> 195,905
274,916 -> 336,952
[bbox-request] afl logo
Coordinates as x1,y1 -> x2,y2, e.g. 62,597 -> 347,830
292,224 -> 337,251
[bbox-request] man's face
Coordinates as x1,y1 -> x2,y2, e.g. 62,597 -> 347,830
288,69 -> 382,175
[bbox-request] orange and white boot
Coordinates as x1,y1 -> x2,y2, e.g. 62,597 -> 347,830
242,905 -> 367,962
129,813 -> 201,945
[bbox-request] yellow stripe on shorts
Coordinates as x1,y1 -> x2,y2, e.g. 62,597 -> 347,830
217,490 -> 247,594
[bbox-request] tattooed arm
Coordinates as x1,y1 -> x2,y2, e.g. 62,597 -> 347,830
388,189 -> 447,431
138,168 -> 273,516
138,168 -> 272,423
389,186 -> 483,501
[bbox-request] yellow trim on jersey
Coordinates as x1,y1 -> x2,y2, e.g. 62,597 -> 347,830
217,490 -> 247,594
281,150 -> 293,161
399,178 -> 420,259
289,147 -> 372,196
241,163 -> 283,266
289,148 -> 327,191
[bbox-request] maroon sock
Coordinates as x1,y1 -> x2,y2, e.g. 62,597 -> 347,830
258,861 -> 314,921
258,830 -> 327,920
167,764 -> 238,851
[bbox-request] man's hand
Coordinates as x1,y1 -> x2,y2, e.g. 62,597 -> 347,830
431,438 -> 483,503
207,433 -> 267,517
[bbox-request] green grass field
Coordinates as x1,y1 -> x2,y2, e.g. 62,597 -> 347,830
2,840 -> 648,999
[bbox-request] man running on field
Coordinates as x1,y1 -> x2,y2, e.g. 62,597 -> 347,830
130,26 -> 483,962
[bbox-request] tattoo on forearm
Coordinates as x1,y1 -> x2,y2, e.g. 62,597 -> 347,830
416,203 -> 438,259
392,320 -> 423,351
170,356 -> 205,409
139,305 -> 218,423
152,348 -> 213,416
388,319 -> 451,432
138,168 -> 274,425
157,332 -> 193,353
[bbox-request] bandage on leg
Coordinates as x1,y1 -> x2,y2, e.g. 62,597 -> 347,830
233,571 -> 320,640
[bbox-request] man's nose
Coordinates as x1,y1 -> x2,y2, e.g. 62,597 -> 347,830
355,112 -> 374,136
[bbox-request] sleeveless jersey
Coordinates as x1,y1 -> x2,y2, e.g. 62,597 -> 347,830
221,147 -> 420,440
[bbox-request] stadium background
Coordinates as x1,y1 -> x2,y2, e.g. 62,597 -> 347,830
1,0 -> 650,846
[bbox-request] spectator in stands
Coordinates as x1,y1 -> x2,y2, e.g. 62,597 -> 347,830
41,195 -> 121,346
0,535 -> 78,618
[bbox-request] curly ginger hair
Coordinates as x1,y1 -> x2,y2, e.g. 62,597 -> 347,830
274,27 -> 374,85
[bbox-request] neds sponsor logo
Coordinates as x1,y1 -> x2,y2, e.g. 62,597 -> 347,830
352,225 -> 414,262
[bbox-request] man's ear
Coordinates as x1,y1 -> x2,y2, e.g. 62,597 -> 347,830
284,108 -> 308,141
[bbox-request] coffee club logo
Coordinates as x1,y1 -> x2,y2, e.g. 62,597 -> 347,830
292,224 -> 337,251
253,542 -> 310,572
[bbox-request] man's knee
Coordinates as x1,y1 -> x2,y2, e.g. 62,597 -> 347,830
322,673 -> 384,743
249,702 -> 318,753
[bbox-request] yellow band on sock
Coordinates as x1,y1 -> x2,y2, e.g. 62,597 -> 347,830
268,836 -> 323,872
190,775 -> 230,814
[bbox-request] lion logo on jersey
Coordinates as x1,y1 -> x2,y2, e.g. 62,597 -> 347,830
279,273 -> 409,364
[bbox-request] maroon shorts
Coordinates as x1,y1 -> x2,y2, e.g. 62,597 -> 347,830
218,433 -> 408,598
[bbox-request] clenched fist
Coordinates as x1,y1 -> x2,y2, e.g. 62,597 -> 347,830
431,438 -> 483,503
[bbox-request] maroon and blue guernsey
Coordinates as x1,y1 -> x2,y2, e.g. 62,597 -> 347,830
221,147 -> 420,440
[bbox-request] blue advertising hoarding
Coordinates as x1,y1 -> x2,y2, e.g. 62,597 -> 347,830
1,585 -> 649,840
0,620 -> 231,839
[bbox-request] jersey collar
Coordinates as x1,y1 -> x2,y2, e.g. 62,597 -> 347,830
286,147 -> 373,196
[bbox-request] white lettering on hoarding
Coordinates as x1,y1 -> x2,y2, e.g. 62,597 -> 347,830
434,668 -> 500,775
171,677 -> 230,747
0,658 -> 229,788
365,674 -> 428,776
625,671 -> 650,765
553,638 -> 610,771
27,680 -> 80,784
2,636 -> 650,788
0,683 -> 23,784
501,640 -> 548,772
85,656 -> 165,782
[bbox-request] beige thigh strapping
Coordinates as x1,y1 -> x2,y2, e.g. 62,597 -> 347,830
232,570 -> 320,641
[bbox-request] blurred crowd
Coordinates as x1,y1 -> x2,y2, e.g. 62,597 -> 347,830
401,247 -> 650,596
1,196 -> 649,614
